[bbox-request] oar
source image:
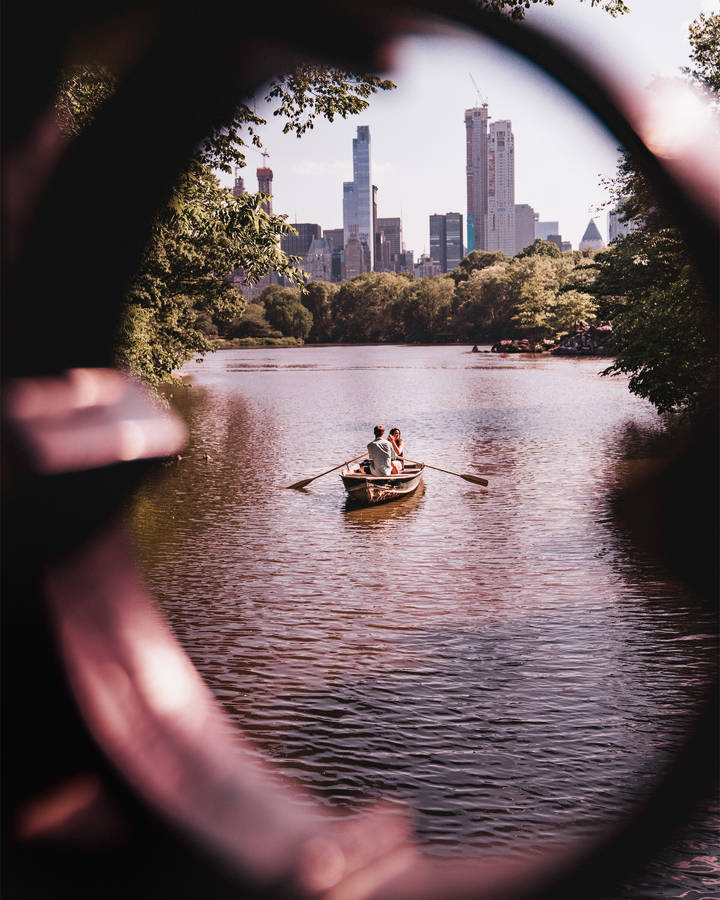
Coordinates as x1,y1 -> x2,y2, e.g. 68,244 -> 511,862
404,457 -> 489,487
285,453 -> 367,490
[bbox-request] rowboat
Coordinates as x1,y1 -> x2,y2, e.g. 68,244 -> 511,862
339,460 -> 425,505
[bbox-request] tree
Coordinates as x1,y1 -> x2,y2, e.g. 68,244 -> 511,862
56,64 -> 396,382
589,225 -> 716,412
260,286 -> 313,340
452,262 -> 514,340
682,11 -> 720,95
587,10 -> 719,413
301,281 -> 339,343
450,250 -> 509,285
226,302 -> 280,339
550,289 -> 597,333
599,277 -> 716,412
510,256 -> 570,344
113,162 -> 311,383
482,0 -> 628,18
331,273 -> 407,342
401,277 -> 455,342
514,238 -> 562,259
55,64 -> 118,136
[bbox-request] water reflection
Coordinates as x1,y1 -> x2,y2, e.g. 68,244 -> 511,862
342,483 -> 427,523
129,346 -> 717,897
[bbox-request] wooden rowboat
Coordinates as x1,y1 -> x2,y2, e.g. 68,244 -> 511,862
339,460 -> 425,506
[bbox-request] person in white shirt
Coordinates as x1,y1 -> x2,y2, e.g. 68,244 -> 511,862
366,425 -> 400,476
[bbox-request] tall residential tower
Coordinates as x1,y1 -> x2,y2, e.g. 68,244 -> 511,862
465,105 -> 489,253
487,120 -> 515,256
343,125 -> 374,271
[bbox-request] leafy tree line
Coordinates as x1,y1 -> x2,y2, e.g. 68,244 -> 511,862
587,9 -> 719,414
215,240 -> 599,347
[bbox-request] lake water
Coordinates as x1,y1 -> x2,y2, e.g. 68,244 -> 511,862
128,345 -> 718,898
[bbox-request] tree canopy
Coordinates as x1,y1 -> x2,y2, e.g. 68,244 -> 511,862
222,247 -> 600,348
682,11 -> 720,95
484,0 -> 628,19
585,10 -> 719,414
56,63 -> 396,383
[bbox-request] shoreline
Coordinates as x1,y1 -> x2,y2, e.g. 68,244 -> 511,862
208,338 -> 614,357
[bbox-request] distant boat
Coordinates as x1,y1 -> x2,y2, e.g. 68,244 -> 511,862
340,460 -> 425,505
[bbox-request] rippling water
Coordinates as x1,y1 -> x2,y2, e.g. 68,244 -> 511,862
129,345 -> 717,897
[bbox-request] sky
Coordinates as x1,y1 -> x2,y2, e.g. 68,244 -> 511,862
220,0 -> 716,256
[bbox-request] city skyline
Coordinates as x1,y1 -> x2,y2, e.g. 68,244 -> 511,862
220,0 -> 712,259
239,107 -> 575,276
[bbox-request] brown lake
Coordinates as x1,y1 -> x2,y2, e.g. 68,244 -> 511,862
128,344 -> 718,897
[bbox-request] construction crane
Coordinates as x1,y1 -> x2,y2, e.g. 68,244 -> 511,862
251,147 -> 271,167
469,73 -> 488,107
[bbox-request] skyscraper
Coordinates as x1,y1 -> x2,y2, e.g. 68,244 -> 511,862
256,165 -> 273,213
487,120 -> 515,256
445,212 -> 464,270
281,223 -> 322,258
429,213 -> 464,273
465,105 -> 489,253
372,184 -> 380,270
376,218 -> 403,257
429,214 -> 447,272
579,218 -> 604,251
323,228 -> 345,282
535,220 -> 560,241
514,203 -> 536,254
323,228 -> 344,251
343,233 -> 368,280
608,206 -> 638,242
343,125 -> 373,271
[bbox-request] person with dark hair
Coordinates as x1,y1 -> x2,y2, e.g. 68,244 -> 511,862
388,427 -> 404,467
366,425 -> 399,476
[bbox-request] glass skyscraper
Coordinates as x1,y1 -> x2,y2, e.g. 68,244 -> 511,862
343,125 -> 373,271
465,105 -> 489,253
429,212 -> 464,273
429,214 -> 447,272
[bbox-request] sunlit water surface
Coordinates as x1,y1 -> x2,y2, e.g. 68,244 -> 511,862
129,345 -> 717,898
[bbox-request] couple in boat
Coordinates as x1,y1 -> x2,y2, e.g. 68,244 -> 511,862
365,425 -> 405,476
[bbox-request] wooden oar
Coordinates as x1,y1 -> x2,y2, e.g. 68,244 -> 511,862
404,457 -> 489,487
285,453 -> 367,490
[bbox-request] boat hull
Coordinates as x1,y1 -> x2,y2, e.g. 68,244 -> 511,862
340,463 -> 424,506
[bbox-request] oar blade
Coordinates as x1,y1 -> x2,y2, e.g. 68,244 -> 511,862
285,477 -> 314,490
285,452 -> 366,491
461,473 -> 489,487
